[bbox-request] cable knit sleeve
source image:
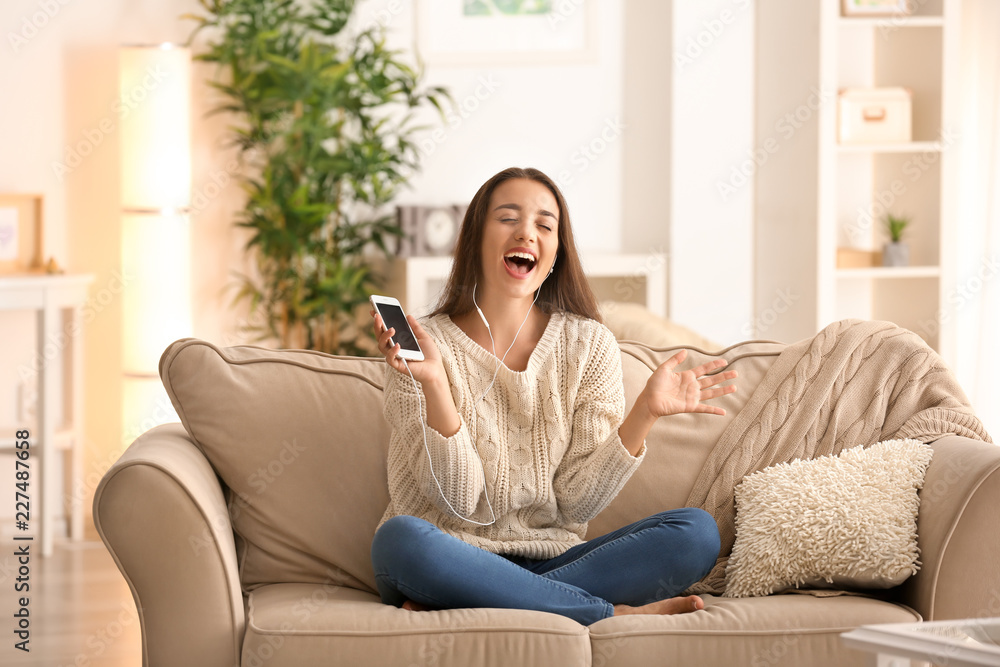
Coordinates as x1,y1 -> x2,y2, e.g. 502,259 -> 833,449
552,324 -> 645,524
382,363 -> 488,519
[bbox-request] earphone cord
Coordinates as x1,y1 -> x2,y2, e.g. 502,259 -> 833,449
398,283 -> 544,526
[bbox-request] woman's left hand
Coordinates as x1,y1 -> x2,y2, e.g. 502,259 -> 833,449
641,349 -> 738,418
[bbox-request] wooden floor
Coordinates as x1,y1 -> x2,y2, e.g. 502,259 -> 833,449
0,535 -> 142,666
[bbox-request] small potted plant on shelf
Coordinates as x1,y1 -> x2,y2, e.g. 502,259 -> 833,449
882,213 -> 911,267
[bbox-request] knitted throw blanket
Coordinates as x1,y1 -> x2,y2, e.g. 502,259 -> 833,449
684,319 -> 993,595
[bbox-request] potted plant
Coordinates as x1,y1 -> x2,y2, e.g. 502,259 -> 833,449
882,213 -> 911,267
184,0 -> 448,355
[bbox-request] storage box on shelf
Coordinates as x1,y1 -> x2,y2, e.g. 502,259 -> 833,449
838,87 -> 912,144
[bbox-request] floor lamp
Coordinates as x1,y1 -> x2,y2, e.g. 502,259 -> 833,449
119,44 -> 191,444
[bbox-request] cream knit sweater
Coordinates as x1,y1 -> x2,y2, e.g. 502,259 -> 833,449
378,311 -> 645,560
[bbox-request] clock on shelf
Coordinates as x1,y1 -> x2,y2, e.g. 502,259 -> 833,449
395,204 -> 467,257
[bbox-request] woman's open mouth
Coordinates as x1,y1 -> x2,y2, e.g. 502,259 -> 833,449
503,251 -> 537,278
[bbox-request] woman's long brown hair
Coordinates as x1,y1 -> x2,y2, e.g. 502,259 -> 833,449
429,167 -> 601,323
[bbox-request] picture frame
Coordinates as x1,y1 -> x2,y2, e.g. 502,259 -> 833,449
841,0 -> 913,17
414,0 -> 598,67
0,193 -> 44,274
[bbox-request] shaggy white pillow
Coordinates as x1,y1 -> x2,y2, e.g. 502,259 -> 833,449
724,438 -> 934,598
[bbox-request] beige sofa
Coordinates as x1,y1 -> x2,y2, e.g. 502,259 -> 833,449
94,335 -> 1000,667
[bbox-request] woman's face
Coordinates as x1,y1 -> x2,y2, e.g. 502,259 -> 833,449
479,178 -> 560,300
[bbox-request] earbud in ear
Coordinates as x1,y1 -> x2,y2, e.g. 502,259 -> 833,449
549,253 -> 557,275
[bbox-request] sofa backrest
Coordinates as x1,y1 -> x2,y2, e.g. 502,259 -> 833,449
160,339 -> 391,596
159,336 -> 786,596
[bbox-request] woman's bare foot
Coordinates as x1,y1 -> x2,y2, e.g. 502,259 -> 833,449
401,599 -> 430,611
613,595 -> 704,616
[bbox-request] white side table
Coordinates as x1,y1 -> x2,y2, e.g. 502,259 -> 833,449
0,273 -> 94,556
385,252 -> 669,318
842,617 -> 1000,666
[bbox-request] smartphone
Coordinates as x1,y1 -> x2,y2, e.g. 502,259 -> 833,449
370,295 -> 425,362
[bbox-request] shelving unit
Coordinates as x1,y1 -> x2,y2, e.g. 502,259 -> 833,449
818,0 -> 959,360
836,266 -> 941,280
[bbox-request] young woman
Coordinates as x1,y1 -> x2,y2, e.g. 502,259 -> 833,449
369,167 -> 737,625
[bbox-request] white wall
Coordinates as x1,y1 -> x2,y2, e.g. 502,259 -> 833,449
367,0 -> 625,254
953,0 -> 1000,437
622,0 -> 672,286
752,0 -> 821,345
669,0 -> 756,345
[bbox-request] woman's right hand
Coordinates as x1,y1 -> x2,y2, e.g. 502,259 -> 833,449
373,310 -> 461,437
371,310 -> 448,388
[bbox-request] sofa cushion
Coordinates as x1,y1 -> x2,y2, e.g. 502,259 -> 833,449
159,339 -> 390,595
589,593 -> 920,667
599,300 -> 721,350
589,339 -> 785,539
243,583 -> 590,667
244,584 -> 919,667
725,439 -> 934,598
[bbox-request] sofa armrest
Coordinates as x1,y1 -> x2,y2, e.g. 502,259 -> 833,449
93,423 -> 244,667
896,434 -> 1000,620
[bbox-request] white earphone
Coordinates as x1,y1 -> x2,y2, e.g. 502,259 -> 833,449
400,252 -> 557,525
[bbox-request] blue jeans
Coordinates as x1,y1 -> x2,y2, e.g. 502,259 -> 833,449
370,508 -> 720,626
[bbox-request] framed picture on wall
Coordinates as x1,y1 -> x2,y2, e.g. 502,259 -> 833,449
415,0 -> 598,66
0,193 -> 44,274
841,0 -> 913,17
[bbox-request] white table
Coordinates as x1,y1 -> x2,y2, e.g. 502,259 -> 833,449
385,252 -> 669,318
0,273 -> 94,556
841,617 -> 1000,666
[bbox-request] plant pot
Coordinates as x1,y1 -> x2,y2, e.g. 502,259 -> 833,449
882,242 -> 910,267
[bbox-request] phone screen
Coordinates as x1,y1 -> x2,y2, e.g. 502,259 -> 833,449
377,303 -> 420,352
